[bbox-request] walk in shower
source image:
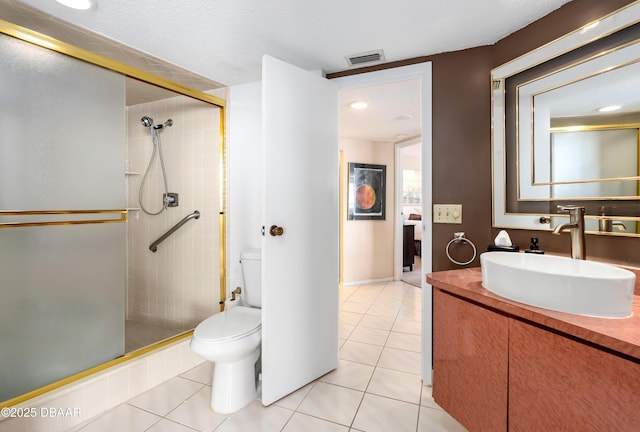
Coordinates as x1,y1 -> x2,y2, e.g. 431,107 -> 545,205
124,85 -> 221,352
0,22 -> 223,404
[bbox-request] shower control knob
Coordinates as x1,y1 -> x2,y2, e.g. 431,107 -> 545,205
269,225 -> 284,236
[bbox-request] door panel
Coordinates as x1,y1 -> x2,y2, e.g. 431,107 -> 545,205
261,55 -> 339,405
0,34 -> 125,401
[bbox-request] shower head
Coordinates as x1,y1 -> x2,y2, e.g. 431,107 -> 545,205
141,116 -> 154,128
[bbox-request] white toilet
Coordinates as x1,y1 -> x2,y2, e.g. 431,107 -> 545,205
190,249 -> 262,414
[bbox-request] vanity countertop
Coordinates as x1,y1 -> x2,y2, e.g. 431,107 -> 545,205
427,267 -> 640,360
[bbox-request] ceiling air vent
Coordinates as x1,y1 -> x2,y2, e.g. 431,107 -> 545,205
346,49 -> 385,67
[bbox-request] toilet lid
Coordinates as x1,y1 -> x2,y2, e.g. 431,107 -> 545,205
194,306 -> 261,342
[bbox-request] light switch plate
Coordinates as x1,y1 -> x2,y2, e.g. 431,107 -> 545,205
433,204 -> 462,224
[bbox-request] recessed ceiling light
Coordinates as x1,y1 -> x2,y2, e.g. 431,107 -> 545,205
350,101 -> 368,110
396,114 -> 413,120
56,0 -> 96,10
597,105 -> 621,113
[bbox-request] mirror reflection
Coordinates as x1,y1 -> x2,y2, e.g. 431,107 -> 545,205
491,3 -> 640,234
549,126 -> 639,200
518,39 -> 640,201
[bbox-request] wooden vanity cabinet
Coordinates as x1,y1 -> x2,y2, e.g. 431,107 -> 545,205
433,289 -> 509,432
433,288 -> 640,432
509,319 -> 640,432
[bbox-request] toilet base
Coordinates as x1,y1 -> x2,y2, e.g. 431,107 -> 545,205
210,345 -> 261,414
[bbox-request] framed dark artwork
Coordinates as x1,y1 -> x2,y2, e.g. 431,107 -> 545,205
348,162 -> 386,220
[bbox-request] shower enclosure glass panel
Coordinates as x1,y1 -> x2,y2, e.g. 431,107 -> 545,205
0,33 -> 126,401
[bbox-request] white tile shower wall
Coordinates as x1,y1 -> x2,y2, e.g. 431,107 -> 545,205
126,97 -> 221,330
0,338 -> 205,432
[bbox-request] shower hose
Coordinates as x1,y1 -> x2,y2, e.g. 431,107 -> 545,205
138,127 -> 171,215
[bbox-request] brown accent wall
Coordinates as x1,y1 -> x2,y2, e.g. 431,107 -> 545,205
429,47 -> 494,271
329,0 -> 639,271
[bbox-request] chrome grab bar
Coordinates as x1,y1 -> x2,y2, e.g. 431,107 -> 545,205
149,210 -> 200,252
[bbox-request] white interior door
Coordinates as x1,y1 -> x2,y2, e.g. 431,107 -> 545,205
261,55 -> 339,405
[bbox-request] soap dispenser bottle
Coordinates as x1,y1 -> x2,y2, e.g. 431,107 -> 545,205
524,237 -> 544,254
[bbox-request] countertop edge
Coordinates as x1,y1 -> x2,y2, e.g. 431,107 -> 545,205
427,268 -> 640,360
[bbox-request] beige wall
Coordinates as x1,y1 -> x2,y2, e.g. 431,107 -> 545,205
341,137 -> 395,283
403,152 -> 421,171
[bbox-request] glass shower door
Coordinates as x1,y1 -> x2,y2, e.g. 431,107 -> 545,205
0,33 -> 126,402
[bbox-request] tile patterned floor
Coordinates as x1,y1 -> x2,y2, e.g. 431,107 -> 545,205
67,281 -> 467,432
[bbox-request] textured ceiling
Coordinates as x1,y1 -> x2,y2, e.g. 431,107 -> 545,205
0,0 -> 224,104
12,0 -> 572,86
1,0 -> 574,143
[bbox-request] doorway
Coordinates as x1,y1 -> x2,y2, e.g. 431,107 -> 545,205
338,78 -> 421,285
333,62 -> 433,384
398,140 -> 423,288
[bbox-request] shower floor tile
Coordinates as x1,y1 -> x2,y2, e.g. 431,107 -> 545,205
125,320 -> 183,353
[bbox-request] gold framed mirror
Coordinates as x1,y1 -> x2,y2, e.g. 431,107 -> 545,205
492,1 -> 640,236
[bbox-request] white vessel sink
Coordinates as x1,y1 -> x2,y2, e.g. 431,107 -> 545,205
480,252 -> 635,318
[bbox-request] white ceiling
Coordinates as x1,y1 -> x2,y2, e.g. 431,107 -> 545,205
10,0 -> 572,143
539,60 -> 640,118
340,79 -> 422,143
15,0 -> 571,86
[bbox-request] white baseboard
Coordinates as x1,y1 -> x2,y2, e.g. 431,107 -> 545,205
342,277 -> 394,286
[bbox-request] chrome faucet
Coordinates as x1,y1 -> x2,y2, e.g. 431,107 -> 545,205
552,205 -> 586,260
598,218 -> 626,232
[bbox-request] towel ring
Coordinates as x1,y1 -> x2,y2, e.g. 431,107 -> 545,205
446,232 -> 477,266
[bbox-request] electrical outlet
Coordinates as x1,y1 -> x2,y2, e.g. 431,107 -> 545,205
433,204 -> 462,224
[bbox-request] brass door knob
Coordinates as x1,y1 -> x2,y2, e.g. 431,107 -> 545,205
269,225 -> 284,236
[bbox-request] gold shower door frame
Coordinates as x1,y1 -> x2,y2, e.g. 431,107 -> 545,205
0,18 -> 227,408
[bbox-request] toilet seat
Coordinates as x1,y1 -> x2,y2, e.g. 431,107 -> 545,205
193,306 -> 261,343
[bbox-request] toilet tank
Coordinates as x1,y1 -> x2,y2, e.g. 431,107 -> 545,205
240,248 -> 262,307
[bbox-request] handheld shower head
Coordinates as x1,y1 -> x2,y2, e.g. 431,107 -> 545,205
141,116 -> 154,128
